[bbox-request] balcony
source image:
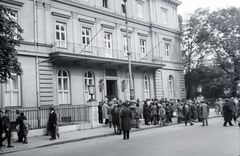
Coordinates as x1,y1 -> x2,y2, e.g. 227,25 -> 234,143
51,42 -> 165,69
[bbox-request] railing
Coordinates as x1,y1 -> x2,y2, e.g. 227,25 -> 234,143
53,42 -> 163,64
1,105 -> 91,131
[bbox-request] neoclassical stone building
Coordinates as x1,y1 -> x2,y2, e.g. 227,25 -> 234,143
0,0 -> 185,108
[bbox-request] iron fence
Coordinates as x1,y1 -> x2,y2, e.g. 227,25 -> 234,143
1,105 -> 92,131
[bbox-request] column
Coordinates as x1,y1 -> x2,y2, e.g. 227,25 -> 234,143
36,1 -> 45,43
44,3 -> 51,44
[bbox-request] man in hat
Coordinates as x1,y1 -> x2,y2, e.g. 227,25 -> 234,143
1,110 -> 14,148
120,102 -> 132,140
15,109 -> 23,142
49,107 -> 57,140
0,109 -> 5,147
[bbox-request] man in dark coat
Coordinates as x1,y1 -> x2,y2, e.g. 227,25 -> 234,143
120,102 -> 132,140
15,110 -> 23,142
1,110 -> 14,148
111,104 -> 120,134
143,102 -> 151,125
98,102 -> 103,123
223,99 -> 234,127
182,102 -> 194,126
49,107 -> 57,140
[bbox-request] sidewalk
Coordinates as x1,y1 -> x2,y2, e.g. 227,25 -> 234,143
0,109 -> 220,154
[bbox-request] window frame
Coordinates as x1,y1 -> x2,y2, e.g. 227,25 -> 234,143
103,0 -> 108,8
57,69 -> 70,105
161,8 -> 168,25
82,27 -> 92,51
140,39 -> 146,54
165,43 -> 170,60
55,22 -> 67,48
143,74 -> 150,100
4,74 -> 21,107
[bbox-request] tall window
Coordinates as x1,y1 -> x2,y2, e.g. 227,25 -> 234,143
137,3 -> 143,18
4,10 -> 18,39
82,27 -> 91,51
84,71 -> 95,101
104,32 -> 112,57
4,74 -> 21,107
123,36 -> 130,55
140,39 -> 146,54
58,69 -> 70,104
165,43 -> 170,60
143,74 -> 150,100
162,10 -> 168,24
121,0 -> 126,13
103,0 -> 108,8
56,22 -> 67,48
168,75 -> 174,99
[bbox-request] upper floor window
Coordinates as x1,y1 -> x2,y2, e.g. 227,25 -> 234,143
4,74 -> 21,107
82,27 -> 91,51
55,22 -> 67,48
57,69 -> 70,104
162,10 -> 168,24
168,75 -> 174,99
165,43 -> 170,60
137,3 -> 143,18
140,39 -> 146,54
103,0 -> 108,8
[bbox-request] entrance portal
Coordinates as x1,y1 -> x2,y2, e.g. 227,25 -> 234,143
106,80 -> 117,99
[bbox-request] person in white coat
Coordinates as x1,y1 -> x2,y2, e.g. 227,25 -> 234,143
201,101 -> 209,126
102,101 -> 109,124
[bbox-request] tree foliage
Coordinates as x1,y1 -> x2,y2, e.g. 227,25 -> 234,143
181,6 -> 240,98
0,5 -> 23,83
206,7 -> 240,96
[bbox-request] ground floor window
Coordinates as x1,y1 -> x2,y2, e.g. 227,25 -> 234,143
57,69 -> 70,104
4,74 -> 21,107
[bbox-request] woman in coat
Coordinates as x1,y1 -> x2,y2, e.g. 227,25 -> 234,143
121,102 -> 132,140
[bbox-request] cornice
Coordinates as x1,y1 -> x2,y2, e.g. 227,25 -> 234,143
78,18 -> 95,25
120,28 -> 133,34
101,24 -> 115,29
51,12 -> 71,19
0,0 -> 24,7
137,32 -> 149,37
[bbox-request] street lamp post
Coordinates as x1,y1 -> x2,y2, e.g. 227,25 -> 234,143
197,85 -> 203,102
123,0 -> 134,102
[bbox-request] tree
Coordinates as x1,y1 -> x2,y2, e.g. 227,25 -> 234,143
0,5 -> 23,83
206,7 -> 240,97
180,9 -> 210,98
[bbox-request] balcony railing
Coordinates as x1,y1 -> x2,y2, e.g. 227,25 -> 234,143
2,105 -> 91,131
53,42 -> 162,64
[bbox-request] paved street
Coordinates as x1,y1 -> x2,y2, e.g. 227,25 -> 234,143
2,117 -> 239,156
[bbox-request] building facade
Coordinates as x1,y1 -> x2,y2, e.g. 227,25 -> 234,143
0,0 -> 186,108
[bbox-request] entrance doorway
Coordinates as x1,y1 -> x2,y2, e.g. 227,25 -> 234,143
106,80 -> 117,99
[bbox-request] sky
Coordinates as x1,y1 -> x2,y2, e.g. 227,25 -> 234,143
177,0 -> 240,17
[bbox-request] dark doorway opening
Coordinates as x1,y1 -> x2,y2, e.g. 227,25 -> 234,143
106,80 -> 117,99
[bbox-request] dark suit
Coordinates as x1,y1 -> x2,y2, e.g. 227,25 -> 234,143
49,111 -> 57,139
121,106 -> 132,140
2,115 -> 12,146
16,115 -> 23,142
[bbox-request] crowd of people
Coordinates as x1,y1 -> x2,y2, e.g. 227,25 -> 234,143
0,106 -> 60,148
0,96 -> 239,147
98,96 -> 240,139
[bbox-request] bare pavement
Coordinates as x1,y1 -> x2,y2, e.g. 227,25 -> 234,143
0,109 -> 228,155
